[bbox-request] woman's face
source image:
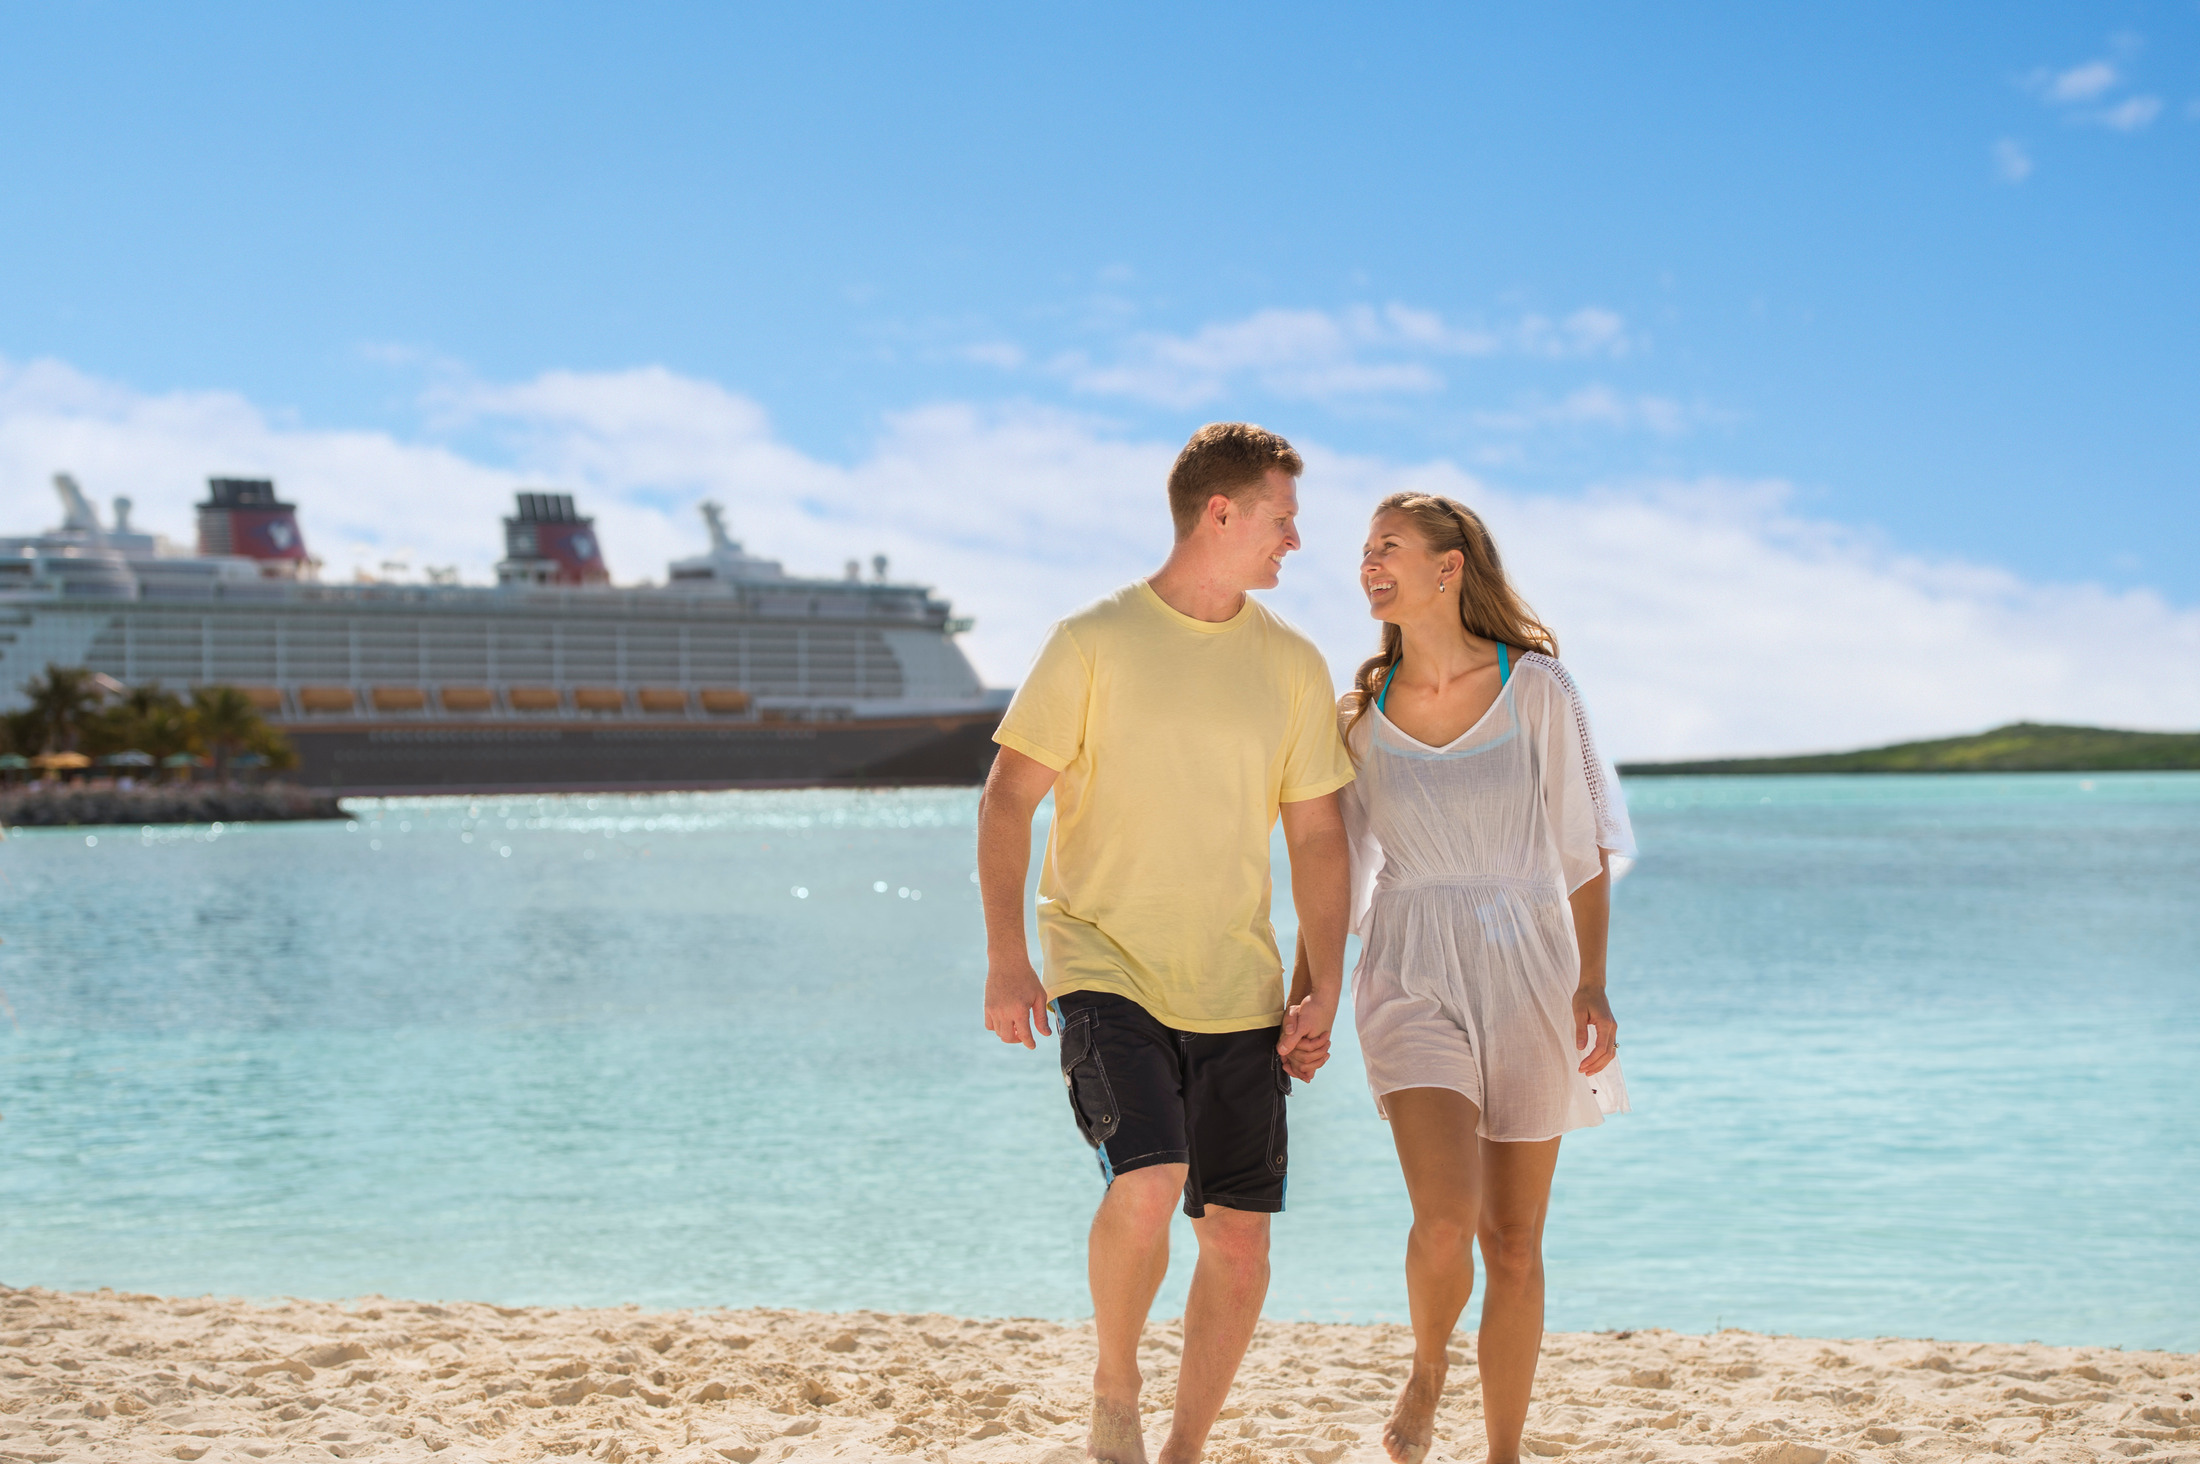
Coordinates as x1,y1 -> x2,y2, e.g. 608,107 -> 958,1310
1360,509 -> 1453,624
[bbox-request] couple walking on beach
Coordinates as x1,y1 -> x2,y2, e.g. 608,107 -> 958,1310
978,423 -> 1634,1464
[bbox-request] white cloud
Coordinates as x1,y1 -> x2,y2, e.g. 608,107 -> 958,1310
1471,385 -> 1698,437
1379,304 -> 1498,354
2094,95 -> 2162,131
4,355 -> 2195,761
959,341 -> 1026,370
1994,138 -> 2034,182
2026,53 -> 2161,132
1284,466 -> 2200,760
1057,307 -> 1439,408
1050,302 -> 1633,408
1516,308 -> 1632,360
2044,60 -> 2119,102
0,355 -> 519,583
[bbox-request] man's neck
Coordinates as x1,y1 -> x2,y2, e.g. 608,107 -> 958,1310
1146,549 -> 1250,624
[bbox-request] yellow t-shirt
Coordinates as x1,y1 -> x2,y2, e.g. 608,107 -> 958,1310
993,581 -> 1356,1032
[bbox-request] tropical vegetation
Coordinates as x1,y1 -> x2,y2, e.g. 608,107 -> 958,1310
1619,721 -> 2200,775
1,663 -> 296,782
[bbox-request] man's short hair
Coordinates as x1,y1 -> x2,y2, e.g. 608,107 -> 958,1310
1166,423 -> 1304,539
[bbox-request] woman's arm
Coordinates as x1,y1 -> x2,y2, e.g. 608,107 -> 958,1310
1568,848 -> 1617,1075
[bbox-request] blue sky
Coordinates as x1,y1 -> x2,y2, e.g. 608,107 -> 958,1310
1,2 -> 2195,754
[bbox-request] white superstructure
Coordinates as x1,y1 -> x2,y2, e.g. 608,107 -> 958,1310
0,479 -> 1001,725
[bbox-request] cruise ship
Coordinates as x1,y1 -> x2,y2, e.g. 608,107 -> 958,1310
0,475 -> 1008,793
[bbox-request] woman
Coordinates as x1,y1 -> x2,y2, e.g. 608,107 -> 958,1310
1334,491 -> 1633,1464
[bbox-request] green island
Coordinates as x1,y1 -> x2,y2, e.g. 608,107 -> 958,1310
1618,721 -> 2200,776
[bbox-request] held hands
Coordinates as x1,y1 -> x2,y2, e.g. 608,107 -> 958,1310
983,951 -> 1053,1049
1573,985 -> 1619,1076
1276,990 -> 1337,1082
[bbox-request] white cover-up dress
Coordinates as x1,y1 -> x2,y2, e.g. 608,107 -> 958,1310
1343,651 -> 1637,1141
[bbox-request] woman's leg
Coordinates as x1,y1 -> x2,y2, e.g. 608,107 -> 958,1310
1379,1086 -> 1484,1464
1474,1137 -> 1561,1464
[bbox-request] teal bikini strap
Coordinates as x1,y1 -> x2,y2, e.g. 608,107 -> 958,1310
1381,650 -> 1504,711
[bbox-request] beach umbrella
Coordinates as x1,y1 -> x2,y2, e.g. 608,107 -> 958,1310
231,751 -> 266,768
161,752 -> 203,769
102,750 -> 157,767
31,751 -> 92,770
0,754 -> 26,770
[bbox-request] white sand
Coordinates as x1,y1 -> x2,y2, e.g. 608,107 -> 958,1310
3,1286 -> 2195,1463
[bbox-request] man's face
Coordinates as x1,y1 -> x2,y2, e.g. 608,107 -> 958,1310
1215,469 -> 1302,592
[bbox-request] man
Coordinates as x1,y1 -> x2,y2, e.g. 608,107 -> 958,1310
977,422 -> 1354,1464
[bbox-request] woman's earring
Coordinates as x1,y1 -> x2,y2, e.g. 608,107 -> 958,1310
1438,579 -> 1448,593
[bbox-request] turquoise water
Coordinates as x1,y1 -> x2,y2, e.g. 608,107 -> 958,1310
2,775 -> 2195,1350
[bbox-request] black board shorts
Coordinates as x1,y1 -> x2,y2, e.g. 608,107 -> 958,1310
1052,990 -> 1290,1218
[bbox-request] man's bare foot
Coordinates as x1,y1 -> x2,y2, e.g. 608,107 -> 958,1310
1382,1361 -> 1446,1464
1088,1396 -> 1148,1464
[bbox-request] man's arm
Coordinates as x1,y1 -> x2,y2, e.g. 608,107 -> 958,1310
1277,790 -> 1349,1077
977,744 -> 1060,1049
1284,930 -> 1331,1081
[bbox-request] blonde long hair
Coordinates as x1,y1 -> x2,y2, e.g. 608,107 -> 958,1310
1342,492 -> 1557,748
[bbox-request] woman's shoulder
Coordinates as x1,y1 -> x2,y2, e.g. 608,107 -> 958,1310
1514,649 -> 1583,697
1511,652 -> 1603,730
1334,690 -> 1377,752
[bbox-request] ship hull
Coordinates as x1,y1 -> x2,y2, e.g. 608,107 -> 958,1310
289,711 -> 1003,796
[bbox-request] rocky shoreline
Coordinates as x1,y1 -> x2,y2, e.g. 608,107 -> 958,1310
0,783 -> 344,827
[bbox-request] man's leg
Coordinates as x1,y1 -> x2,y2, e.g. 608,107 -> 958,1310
1064,992 -> 1198,1464
1156,1204 -> 1271,1464
1156,1024 -> 1289,1463
1088,1163 -> 1188,1464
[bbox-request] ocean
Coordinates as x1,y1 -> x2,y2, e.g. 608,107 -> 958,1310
2,775 -> 2194,1351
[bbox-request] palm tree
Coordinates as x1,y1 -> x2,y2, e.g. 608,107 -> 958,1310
0,708 -> 40,757
190,685 -> 262,787
82,682 -> 179,760
246,719 -> 298,773
118,683 -> 182,724
137,701 -> 198,763
22,664 -> 105,754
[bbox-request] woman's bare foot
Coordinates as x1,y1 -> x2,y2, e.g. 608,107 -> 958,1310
1088,1395 -> 1148,1463
1383,1361 -> 1446,1464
